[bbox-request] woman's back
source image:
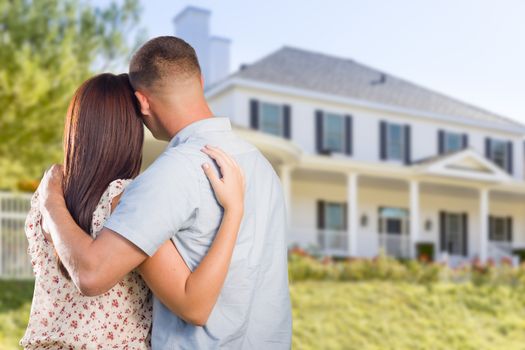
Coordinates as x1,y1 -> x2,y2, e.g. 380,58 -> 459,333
21,179 -> 152,349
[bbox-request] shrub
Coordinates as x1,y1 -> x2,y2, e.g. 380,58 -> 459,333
288,250 -> 525,287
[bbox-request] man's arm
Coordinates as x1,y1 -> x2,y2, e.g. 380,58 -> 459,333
39,165 -> 148,296
138,145 -> 245,326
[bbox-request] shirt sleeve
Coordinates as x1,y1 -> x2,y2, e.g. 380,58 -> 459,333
104,150 -> 200,256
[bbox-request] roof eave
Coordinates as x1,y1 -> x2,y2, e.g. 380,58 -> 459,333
206,77 -> 525,136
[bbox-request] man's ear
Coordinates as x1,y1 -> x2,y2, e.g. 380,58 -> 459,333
200,74 -> 205,89
134,91 -> 151,116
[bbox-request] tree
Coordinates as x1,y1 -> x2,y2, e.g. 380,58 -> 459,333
0,0 -> 143,190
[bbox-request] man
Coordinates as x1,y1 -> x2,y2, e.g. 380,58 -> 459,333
39,36 -> 292,349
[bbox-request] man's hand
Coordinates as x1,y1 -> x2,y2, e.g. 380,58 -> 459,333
38,164 -> 65,217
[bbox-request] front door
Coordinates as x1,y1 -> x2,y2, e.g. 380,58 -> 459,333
378,207 -> 409,258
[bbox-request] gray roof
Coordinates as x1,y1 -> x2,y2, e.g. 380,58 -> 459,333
232,46 -> 522,129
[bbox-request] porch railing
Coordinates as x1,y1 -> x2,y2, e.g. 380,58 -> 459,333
488,241 -> 515,264
0,191 -> 33,279
288,228 -> 349,257
378,233 -> 410,259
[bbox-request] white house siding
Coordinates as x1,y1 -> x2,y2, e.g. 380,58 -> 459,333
209,85 -> 524,180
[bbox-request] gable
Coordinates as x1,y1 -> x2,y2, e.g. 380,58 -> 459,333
419,149 -> 512,183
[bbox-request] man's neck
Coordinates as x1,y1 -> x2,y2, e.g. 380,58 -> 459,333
167,105 -> 214,139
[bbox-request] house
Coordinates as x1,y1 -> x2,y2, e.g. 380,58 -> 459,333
143,7 -> 525,264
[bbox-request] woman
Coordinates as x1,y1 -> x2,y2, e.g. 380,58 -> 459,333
20,73 -> 245,349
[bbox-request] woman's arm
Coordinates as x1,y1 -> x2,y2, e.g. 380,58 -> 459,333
137,145 -> 245,326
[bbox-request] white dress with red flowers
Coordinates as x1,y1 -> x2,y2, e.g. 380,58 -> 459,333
20,179 -> 152,350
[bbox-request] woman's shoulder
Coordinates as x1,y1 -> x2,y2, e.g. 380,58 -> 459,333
91,179 -> 133,235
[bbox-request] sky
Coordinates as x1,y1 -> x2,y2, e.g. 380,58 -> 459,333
95,0 -> 525,124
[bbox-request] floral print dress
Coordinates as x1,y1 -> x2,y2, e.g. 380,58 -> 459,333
20,179 -> 152,349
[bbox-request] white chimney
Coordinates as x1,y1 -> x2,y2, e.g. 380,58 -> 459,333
173,6 -> 231,88
209,36 -> 231,85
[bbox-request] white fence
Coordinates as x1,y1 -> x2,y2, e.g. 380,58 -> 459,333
0,191 -> 34,279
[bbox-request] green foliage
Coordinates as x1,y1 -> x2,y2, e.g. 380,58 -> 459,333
0,0 -> 143,190
0,280 -> 34,349
291,281 -> 525,350
3,279 -> 525,349
416,241 -> 435,261
288,251 -> 525,286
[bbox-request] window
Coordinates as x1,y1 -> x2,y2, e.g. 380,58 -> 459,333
489,216 -> 512,242
324,203 -> 345,231
489,139 -> 508,170
323,113 -> 346,153
386,123 -> 405,161
444,132 -> 463,153
378,207 -> 408,235
259,102 -> 283,136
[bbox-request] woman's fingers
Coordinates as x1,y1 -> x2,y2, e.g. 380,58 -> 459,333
202,163 -> 221,188
201,145 -> 237,176
201,147 -> 228,174
205,145 -> 236,168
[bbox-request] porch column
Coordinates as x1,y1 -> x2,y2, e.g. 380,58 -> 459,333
279,165 -> 292,228
479,188 -> 489,263
409,180 -> 420,259
347,173 -> 359,256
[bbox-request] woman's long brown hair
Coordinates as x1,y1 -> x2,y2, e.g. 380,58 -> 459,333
58,73 -> 144,279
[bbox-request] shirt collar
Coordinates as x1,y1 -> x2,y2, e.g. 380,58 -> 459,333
168,117 -> 232,148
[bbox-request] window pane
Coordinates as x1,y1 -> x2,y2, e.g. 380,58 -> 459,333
445,213 -> 464,255
325,203 -> 344,230
323,113 -> 345,152
444,132 -> 462,152
491,217 -> 509,242
491,140 -> 507,169
260,103 -> 282,136
387,123 -> 404,160
386,219 -> 402,234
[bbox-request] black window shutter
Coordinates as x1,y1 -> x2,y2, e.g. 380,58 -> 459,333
507,216 -> 513,242
317,200 -> 325,229
439,211 -> 446,253
485,138 -> 492,159
250,99 -> 259,130
438,130 -> 445,154
315,110 -> 324,154
507,141 -> 513,174
462,213 -> 468,257
404,124 -> 411,165
283,104 -> 291,139
380,121 -> 387,160
345,115 -> 353,156
488,215 -> 494,241
462,133 -> 469,149
343,203 -> 348,230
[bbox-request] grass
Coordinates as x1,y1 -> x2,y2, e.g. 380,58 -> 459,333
291,281 -> 525,350
2,280 -> 525,349
0,280 -> 34,349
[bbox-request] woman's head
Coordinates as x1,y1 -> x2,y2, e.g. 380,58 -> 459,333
60,73 -> 144,277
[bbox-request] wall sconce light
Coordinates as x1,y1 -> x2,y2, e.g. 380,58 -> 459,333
424,219 -> 432,231
360,214 -> 368,227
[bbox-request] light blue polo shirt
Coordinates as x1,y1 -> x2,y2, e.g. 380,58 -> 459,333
105,117 -> 292,349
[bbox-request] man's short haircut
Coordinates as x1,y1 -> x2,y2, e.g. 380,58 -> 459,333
129,36 -> 201,92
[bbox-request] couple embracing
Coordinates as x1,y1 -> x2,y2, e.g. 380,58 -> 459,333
21,36 -> 292,349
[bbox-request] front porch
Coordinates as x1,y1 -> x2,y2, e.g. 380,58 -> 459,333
256,129 -> 525,263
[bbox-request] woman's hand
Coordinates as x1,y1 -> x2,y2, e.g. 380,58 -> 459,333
201,145 -> 245,215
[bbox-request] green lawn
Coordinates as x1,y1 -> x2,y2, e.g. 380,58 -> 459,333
2,280 -> 525,349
